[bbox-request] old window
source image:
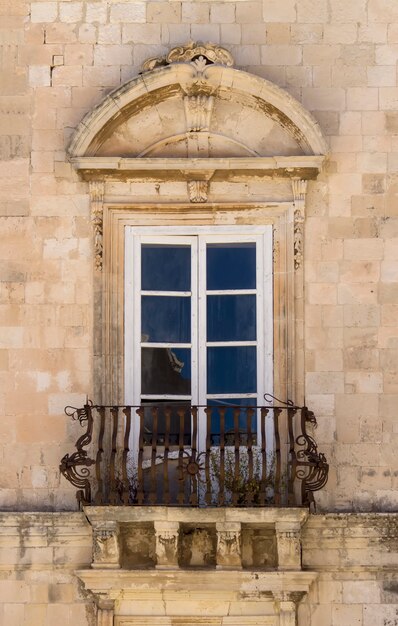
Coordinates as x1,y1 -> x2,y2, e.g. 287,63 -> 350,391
125,226 -> 272,447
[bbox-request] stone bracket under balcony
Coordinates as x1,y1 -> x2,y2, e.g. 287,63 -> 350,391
85,507 -> 308,571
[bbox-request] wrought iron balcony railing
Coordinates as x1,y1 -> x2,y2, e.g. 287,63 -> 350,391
60,398 -> 328,509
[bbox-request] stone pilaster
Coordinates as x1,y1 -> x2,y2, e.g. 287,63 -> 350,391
216,522 -> 242,569
92,521 -> 120,569
275,522 -> 301,570
154,521 -> 180,569
274,592 -> 298,626
97,599 -> 115,626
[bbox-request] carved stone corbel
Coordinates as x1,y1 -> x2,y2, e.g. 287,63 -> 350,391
92,521 -> 120,569
216,522 -> 242,569
275,522 -> 302,571
291,179 -> 307,270
154,521 -> 180,569
89,180 -> 105,272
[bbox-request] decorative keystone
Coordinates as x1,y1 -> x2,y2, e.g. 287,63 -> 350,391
216,522 -> 242,569
154,521 -> 180,569
92,521 -> 120,569
275,522 -> 301,570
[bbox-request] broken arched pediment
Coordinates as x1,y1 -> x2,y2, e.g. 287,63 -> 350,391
68,43 -> 327,180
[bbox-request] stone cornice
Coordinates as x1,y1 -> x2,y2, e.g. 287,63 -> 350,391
70,155 -> 326,181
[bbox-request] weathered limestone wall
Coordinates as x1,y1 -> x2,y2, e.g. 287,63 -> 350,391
0,0 -> 397,511
0,513 -> 397,626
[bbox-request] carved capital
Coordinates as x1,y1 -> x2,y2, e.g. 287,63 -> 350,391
89,180 -> 104,272
96,598 -> 115,626
216,522 -> 242,569
291,179 -> 307,271
92,521 -> 120,569
188,180 -> 209,203
273,592 -> 298,626
275,522 -> 302,571
154,521 -> 180,569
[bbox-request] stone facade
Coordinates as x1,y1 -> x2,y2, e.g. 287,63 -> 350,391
1,0 -> 398,624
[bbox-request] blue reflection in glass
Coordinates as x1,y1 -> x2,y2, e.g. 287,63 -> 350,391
207,346 -> 257,394
142,296 -> 190,343
207,294 -> 256,342
208,398 -> 257,444
142,347 -> 191,395
142,245 -> 191,292
207,243 -> 256,290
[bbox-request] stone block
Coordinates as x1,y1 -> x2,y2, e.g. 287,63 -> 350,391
147,2 -> 181,23
30,2 -> 58,23
122,24 -> 161,44
110,2 -> 146,23
369,0 -> 398,21
262,0 -> 296,22
94,44 -> 132,66
97,25 -> 121,45
261,45 -> 302,65
44,23 -> 77,44
303,87 -> 345,111
210,3 -> 235,24
330,0 -> 367,21
86,2 -> 108,24
59,2 -> 84,24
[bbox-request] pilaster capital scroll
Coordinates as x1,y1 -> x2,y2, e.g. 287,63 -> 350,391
89,180 -> 105,272
291,179 -> 307,271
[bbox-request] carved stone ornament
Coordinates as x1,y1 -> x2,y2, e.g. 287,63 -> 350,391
188,180 -> 209,203
142,41 -> 234,73
89,180 -> 104,272
291,179 -> 307,271
184,94 -> 215,132
216,522 -> 242,569
92,522 -> 120,569
154,521 -> 180,569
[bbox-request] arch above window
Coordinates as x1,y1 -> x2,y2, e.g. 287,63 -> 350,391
68,42 -> 328,181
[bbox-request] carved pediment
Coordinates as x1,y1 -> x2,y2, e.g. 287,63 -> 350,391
141,41 -> 234,72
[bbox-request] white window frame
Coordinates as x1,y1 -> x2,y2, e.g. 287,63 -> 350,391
125,225 -> 273,450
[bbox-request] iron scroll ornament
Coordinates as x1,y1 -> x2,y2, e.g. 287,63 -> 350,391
295,406 -> 329,509
59,403 -> 95,506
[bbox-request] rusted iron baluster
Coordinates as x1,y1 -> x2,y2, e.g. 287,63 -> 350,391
287,407 -> 297,506
149,406 -> 158,505
274,408 -> 282,506
109,406 -> 118,505
218,407 -> 225,506
246,407 -> 254,506
259,408 -> 268,505
232,408 -> 240,506
94,406 -> 105,505
204,407 -> 212,505
122,407 -> 131,505
190,406 -> 198,505
177,407 -> 185,505
163,407 -> 171,505
136,407 -> 145,505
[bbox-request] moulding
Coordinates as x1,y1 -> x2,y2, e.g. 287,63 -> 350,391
71,156 -> 325,181
291,179 -> 308,271
76,568 -> 318,600
89,180 -> 105,271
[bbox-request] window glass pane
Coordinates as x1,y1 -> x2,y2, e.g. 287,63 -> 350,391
141,347 -> 191,395
208,398 -> 257,445
207,294 -> 256,342
207,243 -> 256,290
207,346 -> 257,394
142,296 -> 190,343
142,245 -> 191,291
